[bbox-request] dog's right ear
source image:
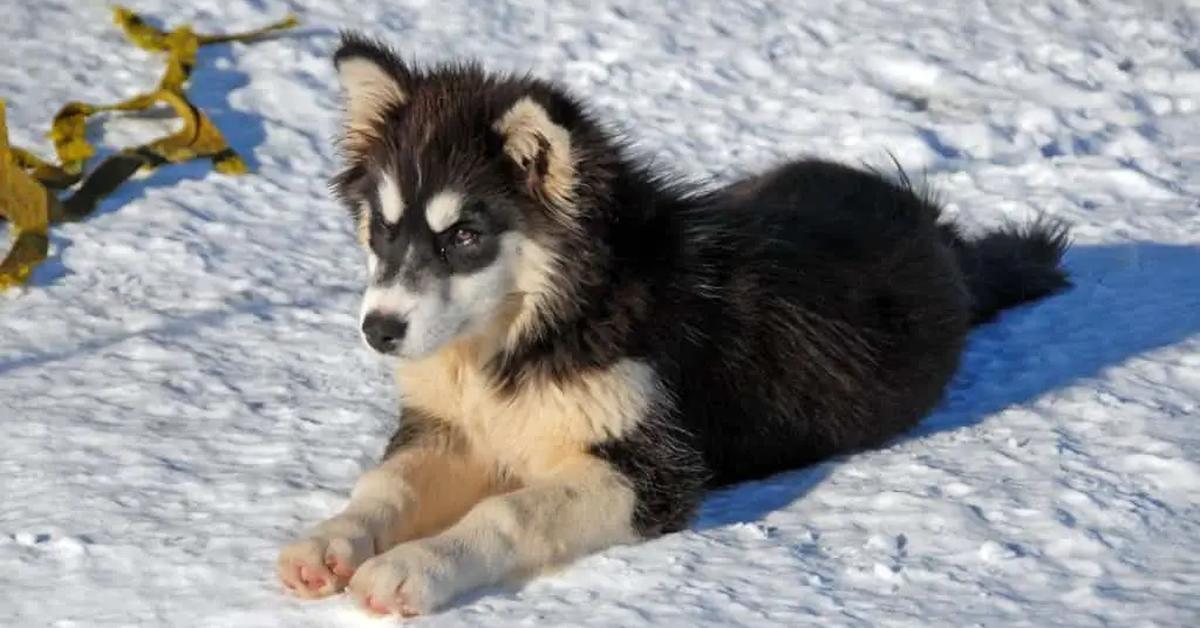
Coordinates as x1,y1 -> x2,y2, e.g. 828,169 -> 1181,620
333,32 -> 411,153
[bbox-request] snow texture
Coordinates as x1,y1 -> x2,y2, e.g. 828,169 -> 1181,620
2,0 -> 1199,626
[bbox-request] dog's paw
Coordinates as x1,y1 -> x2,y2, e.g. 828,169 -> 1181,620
277,529 -> 375,598
347,542 -> 454,617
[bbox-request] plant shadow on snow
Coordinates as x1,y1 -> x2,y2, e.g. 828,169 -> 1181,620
694,242 -> 1200,530
23,40 -> 269,289
102,42 -> 267,212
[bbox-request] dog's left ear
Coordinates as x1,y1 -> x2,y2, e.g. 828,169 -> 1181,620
493,96 -> 578,215
333,32 -> 411,153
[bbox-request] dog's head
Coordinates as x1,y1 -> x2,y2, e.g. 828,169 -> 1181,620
329,34 -> 604,360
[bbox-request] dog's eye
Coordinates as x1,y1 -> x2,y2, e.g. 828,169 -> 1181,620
450,227 -> 479,248
438,226 -> 482,263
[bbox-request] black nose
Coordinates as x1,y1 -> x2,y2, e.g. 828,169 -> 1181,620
361,312 -> 408,354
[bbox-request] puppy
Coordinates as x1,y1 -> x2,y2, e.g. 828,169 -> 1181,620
277,33 -> 1070,616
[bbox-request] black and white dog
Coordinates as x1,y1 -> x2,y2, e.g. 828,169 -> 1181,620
277,33 -> 1070,616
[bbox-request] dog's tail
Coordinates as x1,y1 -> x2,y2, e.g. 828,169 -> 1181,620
941,219 -> 1071,325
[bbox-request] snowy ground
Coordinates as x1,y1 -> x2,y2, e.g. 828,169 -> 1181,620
2,0 -> 1199,625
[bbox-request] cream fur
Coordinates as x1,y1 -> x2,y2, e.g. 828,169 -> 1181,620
397,347 -> 662,477
345,457 -> 638,614
355,203 -> 370,246
276,440 -> 506,599
337,58 -> 406,152
505,236 -> 563,349
424,189 -> 463,232
378,173 -> 405,224
493,97 -> 577,215
280,346 -> 658,609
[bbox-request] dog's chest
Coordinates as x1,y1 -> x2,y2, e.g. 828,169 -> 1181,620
395,348 -> 662,478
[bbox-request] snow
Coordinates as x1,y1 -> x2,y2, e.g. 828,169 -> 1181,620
2,0 -> 1199,625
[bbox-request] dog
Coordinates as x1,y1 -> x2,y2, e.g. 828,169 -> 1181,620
276,33 -> 1070,617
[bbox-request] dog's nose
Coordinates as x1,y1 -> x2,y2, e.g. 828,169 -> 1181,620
361,312 -> 408,354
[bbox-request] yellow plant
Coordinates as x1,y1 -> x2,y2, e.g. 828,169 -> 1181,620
0,6 -> 298,289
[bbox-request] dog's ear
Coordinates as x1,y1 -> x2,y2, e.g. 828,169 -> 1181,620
493,96 -> 578,216
333,32 -> 411,152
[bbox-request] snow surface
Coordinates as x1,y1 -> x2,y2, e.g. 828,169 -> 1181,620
2,0 -> 1199,626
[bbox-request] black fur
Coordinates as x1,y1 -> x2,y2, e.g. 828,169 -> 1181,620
942,219 -> 1072,324
335,35 -> 1072,540
589,415 -> 709,537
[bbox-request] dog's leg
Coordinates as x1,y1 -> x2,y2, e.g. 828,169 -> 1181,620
345,456 -> 640,616
278,410 -> 494,598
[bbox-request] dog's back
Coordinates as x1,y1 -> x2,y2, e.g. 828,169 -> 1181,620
625,159 -> 1068,484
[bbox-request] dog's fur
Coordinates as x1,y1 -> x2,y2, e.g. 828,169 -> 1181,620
277,33 -> 1071,616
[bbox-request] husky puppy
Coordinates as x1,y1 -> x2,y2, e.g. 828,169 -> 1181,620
277,33 -> 1070,616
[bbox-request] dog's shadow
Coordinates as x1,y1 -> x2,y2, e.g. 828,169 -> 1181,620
695,242 -> 1200,529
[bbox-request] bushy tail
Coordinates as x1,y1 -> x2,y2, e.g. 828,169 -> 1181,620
942,219 -> 1071,325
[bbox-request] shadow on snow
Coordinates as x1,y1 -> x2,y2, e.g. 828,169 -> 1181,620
696,242 -> 1200,529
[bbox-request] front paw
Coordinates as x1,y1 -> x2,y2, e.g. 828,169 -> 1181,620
347,543 -> 454,617
277,529 -> 375,598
